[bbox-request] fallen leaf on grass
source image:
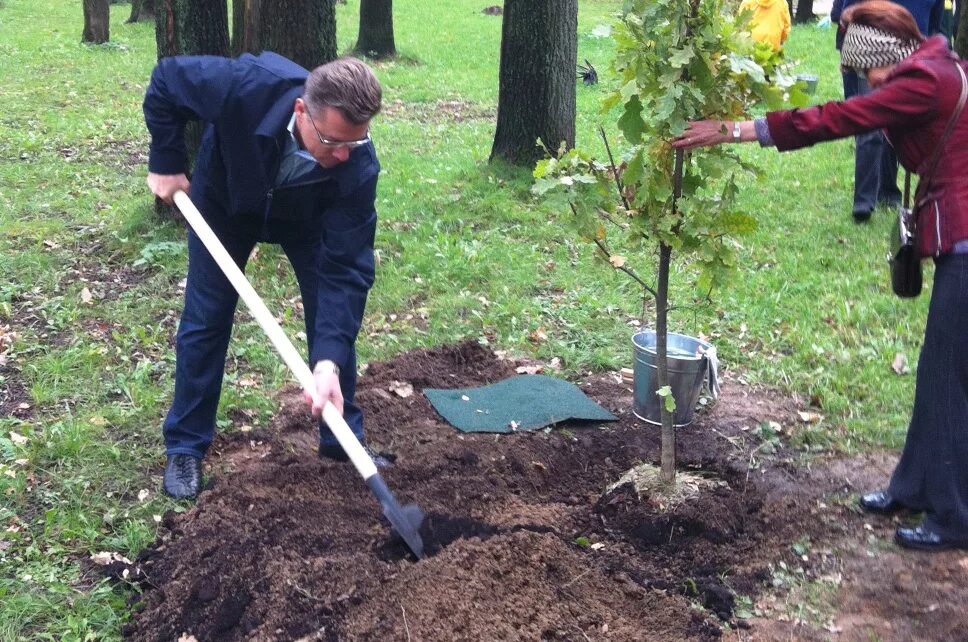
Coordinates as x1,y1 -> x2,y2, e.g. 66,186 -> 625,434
91,551 -> 133,566
797,411 -> 823,424
80,287 -> 93,304
137,489 -> 150,502
9,432 -> 28,446
516,365 -> 543,375
390,381 -> 413,398
529,327 -> 548,344
892,353 -> 910,375
609,255 -> 627,268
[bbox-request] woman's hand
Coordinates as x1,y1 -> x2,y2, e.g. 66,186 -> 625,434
671,121 -> 754,150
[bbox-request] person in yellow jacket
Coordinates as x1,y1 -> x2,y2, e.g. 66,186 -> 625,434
739,0 -> 792,50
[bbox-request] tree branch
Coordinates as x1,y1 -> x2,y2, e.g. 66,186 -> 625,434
600,126 -> 632,212
591,237 -> 658,301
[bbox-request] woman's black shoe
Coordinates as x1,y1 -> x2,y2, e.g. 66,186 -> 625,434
895,525 -> 968,551
859,491 -> 903,514
163,454 -> 202,499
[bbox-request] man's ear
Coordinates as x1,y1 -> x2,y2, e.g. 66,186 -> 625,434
294,97 -> 306,116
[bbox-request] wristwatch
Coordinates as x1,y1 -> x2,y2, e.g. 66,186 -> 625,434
314,360 -> 340,377
732,121 -> 742,142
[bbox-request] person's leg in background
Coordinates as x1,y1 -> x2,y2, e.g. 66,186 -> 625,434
878,136 -> 902,209
850,74 -> 891,222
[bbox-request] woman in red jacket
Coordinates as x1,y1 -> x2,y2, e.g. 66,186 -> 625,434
674,0 -> 968,551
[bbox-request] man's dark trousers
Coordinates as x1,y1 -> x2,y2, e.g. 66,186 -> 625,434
162,216 -> 364,460
843,71 -> 902,216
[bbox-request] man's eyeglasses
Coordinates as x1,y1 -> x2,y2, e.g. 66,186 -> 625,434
303,102 -> 371,150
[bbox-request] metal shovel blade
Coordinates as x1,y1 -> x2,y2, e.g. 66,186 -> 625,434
366,474 -> 426,559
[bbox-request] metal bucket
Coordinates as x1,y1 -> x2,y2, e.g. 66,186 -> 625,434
631,330 -> 710,427
796,74 -> 819,95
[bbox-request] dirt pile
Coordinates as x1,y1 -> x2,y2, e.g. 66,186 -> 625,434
120,342 -> 861,641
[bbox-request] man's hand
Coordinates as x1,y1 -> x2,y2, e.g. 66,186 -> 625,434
147,172 -> 191,204
305,360 -> 344,418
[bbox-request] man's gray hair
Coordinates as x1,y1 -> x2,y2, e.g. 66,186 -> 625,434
305,57 -> 382,125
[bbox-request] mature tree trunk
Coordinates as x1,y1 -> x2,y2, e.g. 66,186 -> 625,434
793,0 -> 815,24
154,0 -> 229,216
128,0 -> 155,23
259,0 -> 336,69
956,1 -> 967,58
354,0 -> 395,59
490,0 -> 577,166
232,0 -> 262,56
82,0 -> 110,44
156,0 -> 229,60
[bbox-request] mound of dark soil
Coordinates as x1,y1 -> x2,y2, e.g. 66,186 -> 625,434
120,341 -> 849,641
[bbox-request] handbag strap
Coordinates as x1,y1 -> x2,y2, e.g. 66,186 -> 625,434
912,60 -> 968,205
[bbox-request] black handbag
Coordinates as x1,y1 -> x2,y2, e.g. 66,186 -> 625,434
888,60 -> 967,298
889,173 -> 921,297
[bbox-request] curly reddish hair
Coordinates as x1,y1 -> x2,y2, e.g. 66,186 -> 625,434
842,0 -> 925,43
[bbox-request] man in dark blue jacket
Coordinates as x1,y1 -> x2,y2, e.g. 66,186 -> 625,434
144,53 -> 383,499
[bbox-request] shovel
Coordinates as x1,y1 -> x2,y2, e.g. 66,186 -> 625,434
173,190 -> 425,559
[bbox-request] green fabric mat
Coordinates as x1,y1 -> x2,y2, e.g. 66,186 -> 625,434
424,374 -> 617,434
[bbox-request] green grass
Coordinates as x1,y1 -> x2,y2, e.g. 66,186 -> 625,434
0,0 -> 925,638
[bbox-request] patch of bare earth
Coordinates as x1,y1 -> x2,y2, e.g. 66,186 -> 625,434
0,324 -> 32,420
118,342 -> 968,641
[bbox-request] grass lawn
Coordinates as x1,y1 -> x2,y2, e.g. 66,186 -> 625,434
0,0 -> 927,638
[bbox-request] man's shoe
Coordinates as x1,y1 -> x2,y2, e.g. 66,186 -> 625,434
163,454 -> 202,499
895,524 -> 968,551
859,491 -> 904,515
318,443 -> 393,469
853,209 -> 873,223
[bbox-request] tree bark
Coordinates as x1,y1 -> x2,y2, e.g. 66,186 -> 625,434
154,0 -> 229,216
956,0 -> 967,58
155,0 -> 229,60
128,0 -> 155,23
793,0 -> 815,24
232,0 -> 262,56
490,0 -> 577,167
82,0 -> 110,44
258,0 -> 337,69
354,0 -> 396,59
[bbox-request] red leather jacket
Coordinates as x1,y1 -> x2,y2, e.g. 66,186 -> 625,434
766,37 -> 968,258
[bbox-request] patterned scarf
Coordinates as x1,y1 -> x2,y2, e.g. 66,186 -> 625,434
841,23 -> 918,70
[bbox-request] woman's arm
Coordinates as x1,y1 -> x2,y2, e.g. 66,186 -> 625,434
673,64 -> 940,152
